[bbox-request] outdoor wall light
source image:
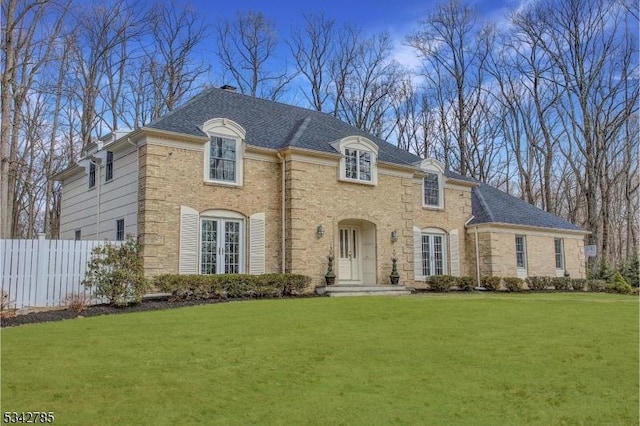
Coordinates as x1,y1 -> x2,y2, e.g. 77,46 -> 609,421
391,230 -> 398,243
317,224 -> 324,238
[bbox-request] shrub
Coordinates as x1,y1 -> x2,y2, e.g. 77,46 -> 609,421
526,276 -> 550,291
456,276 -> 476,291
428,275 -> 454,292
481,276 -> 501,291
605,272 -> 633,295
570,278 -> 586,291
0,290 -> 16,319
83,235 -> 148,307
65,293 -> 90,313
619,253 -> 639,288
586,279 -> 607,292
153,273 -> 311,301
551,277 -> 570,291
503,277 -> 523,292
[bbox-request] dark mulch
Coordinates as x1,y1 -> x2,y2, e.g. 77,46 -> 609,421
1,295 -> 324,328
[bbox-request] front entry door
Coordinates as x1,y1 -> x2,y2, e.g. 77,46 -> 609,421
339,226 -> 360,281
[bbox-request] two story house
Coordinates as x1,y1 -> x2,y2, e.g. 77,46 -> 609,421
54,87 -> 587,289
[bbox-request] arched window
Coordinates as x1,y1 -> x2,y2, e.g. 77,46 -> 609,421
332,136 -> 379,185
201,118 -> 246,186
419,158 -> 444,209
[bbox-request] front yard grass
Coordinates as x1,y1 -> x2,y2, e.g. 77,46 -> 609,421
1,293 -> 638,425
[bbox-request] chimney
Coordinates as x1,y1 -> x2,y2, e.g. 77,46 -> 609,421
220,85 -> 237,92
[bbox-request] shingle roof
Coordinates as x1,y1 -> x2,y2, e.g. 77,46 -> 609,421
468,182 -> 583,231
147,87 -> 419,166
147,87 -> 583,232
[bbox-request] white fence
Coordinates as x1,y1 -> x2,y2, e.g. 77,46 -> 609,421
1,236 -> 119,310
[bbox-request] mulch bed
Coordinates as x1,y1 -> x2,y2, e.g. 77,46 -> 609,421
1,295 -> 324,328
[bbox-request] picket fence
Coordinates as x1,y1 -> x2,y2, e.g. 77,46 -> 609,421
1,235 -> 120,310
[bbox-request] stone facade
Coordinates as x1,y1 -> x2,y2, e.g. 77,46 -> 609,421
134,131 -> 586,288
466,225 -> 586,281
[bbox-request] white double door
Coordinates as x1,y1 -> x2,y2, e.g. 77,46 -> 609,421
200,218 -> 243,274
339,226 -> 361,282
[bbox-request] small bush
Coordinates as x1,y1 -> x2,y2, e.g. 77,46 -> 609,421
570,278 -> 586,291
428,275 -> 454,292
481,276 -> 501,291
587,279 -> 607,292
0,291 -> 16,318
526,276 -> 551,291
503,277 -> 523,292
551,277 -> 570,291
456,276 -> 476,291
83,235 -> 148,307
605,272 -> 633,295
65,293 -> 90,313
153,273 -> 311,301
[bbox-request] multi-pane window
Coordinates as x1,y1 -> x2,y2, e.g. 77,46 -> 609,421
345,148 -> 371,182
422,233 -> 445,277
554,238 -> 564,270
116,219 -> 125,241
424,173 -> 440,207
89,162 -> 96,188
209,137 -> 236,182
200,218 -> 243,275
106,151 -> 113,181
516,235 -> 527,269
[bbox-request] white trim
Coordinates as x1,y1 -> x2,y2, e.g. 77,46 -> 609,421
468,223 -> 589,237
201,118 -> 246,187
201,118 -> 246,139
203,137 -> 245,187
200,209 -> 245,220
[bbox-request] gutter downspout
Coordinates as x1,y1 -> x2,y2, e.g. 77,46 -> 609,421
474,226 -> 481,289
276,152 -> 286,273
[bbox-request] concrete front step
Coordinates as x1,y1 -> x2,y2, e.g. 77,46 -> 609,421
317,284 -> 412,297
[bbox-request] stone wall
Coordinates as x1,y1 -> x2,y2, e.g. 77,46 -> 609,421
138,141 -> 282,276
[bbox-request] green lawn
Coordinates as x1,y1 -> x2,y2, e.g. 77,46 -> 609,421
1,293 -> 638,425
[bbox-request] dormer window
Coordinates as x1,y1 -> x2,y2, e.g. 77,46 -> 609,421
424,173 -> 440,206
333,136 -> 378,185
202,118 -> 246,186
418,158 -> 445,209
209,137 -> 236,182
345,148 -> 371,181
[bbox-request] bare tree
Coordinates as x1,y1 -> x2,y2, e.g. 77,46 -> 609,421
335,31 -> 404,137
512,0 -> 639,261
289,12 -> 336,111
146,1 -> 209,117
1,0 -> 68,238
407,0 -> 494,177
68,0 -> 141,150
215,11 -> 293,99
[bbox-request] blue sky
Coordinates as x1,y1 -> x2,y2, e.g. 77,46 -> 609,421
192,0 -> 516,34
188,0 -> 520,86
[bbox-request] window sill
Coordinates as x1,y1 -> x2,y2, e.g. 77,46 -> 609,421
204,180 -> 242,188
339,177 -> 376,186
421,205 -> 444,211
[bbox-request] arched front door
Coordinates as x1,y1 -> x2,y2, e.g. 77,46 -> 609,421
338,219 -> 376,284
339,226 -> 360,281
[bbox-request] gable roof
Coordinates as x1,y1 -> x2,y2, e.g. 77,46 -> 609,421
147,87 -> 583,233
147,87 -> 419,166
